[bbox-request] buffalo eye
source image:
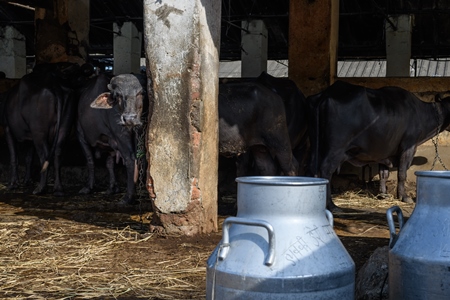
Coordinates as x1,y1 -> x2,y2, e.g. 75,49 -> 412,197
108,90 -> 123,107
136,91 -> 144,102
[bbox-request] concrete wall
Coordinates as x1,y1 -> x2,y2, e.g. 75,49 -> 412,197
113,22 -> 142,75
0,26 -> 26,79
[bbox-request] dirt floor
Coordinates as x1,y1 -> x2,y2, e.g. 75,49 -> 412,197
0,171 -> 416,299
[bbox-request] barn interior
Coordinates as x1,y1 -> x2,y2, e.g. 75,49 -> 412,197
1,1 -> 450,298
1,0 -> 450,192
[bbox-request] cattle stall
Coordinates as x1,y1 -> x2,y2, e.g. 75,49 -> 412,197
0,72 -> 438,298
1,0 -> 450,298
0,170 -> 413,298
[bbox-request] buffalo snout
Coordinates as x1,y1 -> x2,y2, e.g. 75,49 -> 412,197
120,113 -> 141,127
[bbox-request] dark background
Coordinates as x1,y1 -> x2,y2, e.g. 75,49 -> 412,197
1,0 -> 450,65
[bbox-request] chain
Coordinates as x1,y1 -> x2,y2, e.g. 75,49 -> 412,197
134,122 -> 148,230
430,102 -> 448,171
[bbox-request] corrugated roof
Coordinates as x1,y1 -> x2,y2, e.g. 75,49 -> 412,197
337,60 -> 387,77
219,58 -> 450,78
218,60 -> 288,78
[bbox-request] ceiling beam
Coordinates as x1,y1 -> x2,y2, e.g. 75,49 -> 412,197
2,0 -> 52,10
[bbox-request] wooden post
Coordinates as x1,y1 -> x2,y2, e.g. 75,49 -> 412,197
289,0 -> 339,96
35,0 -> 89,64
143,0 -> 220,234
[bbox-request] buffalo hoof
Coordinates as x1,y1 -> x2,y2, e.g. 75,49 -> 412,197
327,202 -> 343,213
8,183 -> 19,190
401,196 -> 415,204
119,193 -> 139,205
377,193 -> 391,200
22,179 -> 34,186
79,187 -> 92,195
53,190 -> 65,197
107,186 -> 120,195
328,205 -> 343,213
118,195 -> 137,206
33,186 -> 47,195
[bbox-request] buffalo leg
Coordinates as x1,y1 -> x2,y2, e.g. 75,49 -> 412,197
276,152 -> 298,176
320,154 -> 345,211
270,141 -> 298,176
77,131 -> 95,195
293,133 -> 310,176
52,142 -> 64,197
235,153 -> 252,177
322,168 -> 340,212
106,154 -> 119,195
23,146 -> 34,185
397,148 -> 416,203
5,127 -> 20,190
32,138 -> 50,195
251,145 -> 277,175
119,157 -> 137,205
378,164 -> 390,197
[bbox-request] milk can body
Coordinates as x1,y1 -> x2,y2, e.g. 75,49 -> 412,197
206,176 -> 355,300
387,171 -> 450,300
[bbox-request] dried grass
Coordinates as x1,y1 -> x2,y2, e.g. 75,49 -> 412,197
333,188 -> 415,216
0,216 -> 213,299
0,186 -> 417,299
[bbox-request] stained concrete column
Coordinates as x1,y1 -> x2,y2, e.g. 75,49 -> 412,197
241,19 -> 268,77
289,0 -> 339,96
113,22 -> 142,75
386,15 -> 413,77
144,0 -> 221,234
0,26 -> 26,78
35,0 -> 89,65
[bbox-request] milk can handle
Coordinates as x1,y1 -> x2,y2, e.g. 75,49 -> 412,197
325,209 -> 334,227
218,216 -> 276,267
386,206 -> 404,248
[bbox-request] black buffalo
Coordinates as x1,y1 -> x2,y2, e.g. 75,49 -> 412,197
255,72 -> 309,173
219,81 -> 298,176
2,62 -> 91,195
76,73 -> 148,204
308,80 -> 450,210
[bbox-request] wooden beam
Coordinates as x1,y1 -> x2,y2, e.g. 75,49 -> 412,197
289,0 -> 339,96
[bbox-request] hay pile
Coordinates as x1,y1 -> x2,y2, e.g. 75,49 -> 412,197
0,206 -> 219,299
334,188 -> 415,213
0,183 -> 417,299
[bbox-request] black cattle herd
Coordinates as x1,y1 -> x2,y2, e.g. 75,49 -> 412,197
0,62 -> 448,210
0,63 -> 147,205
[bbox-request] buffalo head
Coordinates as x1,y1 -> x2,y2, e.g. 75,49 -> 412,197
90,74 -> 147,127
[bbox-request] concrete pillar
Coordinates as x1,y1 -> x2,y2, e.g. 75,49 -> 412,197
144,0 -> 221,235
386,15 -> 413,77
113,22 -> 142,75
241,19 -> 268,77
0,26 -> 26,78
289,0 -> 340,96
35,0 -> 89,65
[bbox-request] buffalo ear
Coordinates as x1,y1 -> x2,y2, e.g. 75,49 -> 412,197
90,92 -> 113,109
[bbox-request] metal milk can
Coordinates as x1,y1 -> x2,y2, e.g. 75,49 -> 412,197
387,171 -> 450,300
206,176 -> 355,300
